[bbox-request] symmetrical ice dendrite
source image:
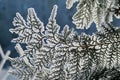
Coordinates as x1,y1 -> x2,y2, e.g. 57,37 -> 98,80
9,1 -> 120,80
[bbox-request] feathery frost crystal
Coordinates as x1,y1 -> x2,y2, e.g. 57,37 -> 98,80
66,0 -> 117,31
9,0 -> 120,80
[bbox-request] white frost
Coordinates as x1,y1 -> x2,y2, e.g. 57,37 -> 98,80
66,0 -> 79,9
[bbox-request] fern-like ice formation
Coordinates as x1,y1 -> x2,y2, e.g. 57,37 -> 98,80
66,0 -> 119,31
9,1 -> 120,80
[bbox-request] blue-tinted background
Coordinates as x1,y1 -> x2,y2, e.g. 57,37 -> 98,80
0,0 -> 120,67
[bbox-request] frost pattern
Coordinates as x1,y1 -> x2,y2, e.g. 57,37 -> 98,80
66,0 -> 118,31
66,0 -> 78,9
0,45 -> 11,80
10,4 -> 120,80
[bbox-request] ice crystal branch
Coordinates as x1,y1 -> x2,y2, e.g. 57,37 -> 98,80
66,0 -> 119,31
9,1 -> 120,80
0,45 -> 11,80
66,0 -> 79,9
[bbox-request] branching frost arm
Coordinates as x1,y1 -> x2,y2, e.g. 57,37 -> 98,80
9,1 -> 120,80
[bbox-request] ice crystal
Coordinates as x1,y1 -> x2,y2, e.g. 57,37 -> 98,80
9,1 -> 120,80
0,45 -> 11,80
66,0 -> 118,31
